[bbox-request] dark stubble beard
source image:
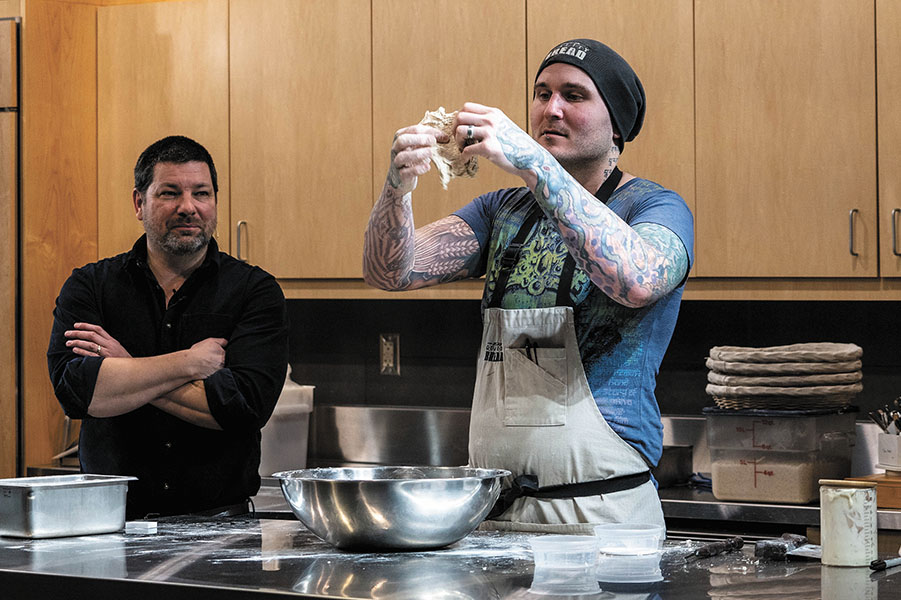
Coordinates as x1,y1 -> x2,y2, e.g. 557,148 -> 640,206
150,217 -> 217,256
549,137 -> 619,183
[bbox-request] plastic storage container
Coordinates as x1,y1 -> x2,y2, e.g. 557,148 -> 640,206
259,366 -> 314,477
529,535 -> 600,596
705,407 -> 857,504
594,523 -> 665,583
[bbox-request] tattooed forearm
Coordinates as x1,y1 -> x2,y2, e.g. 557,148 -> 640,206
363,181 -> 481,291
386,147 -> 404,190
494,122 -> 688,308
363,181 -> 416,290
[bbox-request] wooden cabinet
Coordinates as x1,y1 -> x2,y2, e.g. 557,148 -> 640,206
0,19 -> 16,478
371,0 -> 526,228
694,0 -> 877,278
527,0 -> 696,234
229,0 -> 371,278
21,0 -> 98,473
878,0 -> 901,277
97,0 -> 230,257
0,3 -> 20,19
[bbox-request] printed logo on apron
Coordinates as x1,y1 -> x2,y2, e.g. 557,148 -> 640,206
484,341 -> 503,362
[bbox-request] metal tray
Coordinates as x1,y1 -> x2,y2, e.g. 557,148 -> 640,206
0,474 -> 136,538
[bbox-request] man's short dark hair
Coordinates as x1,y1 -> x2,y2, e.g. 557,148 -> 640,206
134,135 -> 219,195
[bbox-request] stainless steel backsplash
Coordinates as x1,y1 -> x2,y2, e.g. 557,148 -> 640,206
308,405 -> 471,467
308,405 -> 883,478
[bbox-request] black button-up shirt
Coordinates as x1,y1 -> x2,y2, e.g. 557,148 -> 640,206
47,236 -> 289,518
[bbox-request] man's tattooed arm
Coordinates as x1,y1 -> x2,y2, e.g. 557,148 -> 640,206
495,119 -> 689,308
362,179 -> 481,291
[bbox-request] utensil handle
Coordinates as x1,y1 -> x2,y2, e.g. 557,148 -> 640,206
695,536 -> 744,558
871,556 -> 901,571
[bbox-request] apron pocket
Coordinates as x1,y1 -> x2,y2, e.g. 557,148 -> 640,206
502,347 -> 567,426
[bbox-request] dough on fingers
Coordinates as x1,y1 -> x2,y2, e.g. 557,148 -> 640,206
418,107 -> 478,189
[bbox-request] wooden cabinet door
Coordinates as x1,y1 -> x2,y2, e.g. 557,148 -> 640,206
97,0 -> 230,258
695,0 -> 877,277
878,0 -> 901,277
0,20 -> 15,478
527,0 -> 695,254
230,0 -> 371,278
372,0 -> 526,228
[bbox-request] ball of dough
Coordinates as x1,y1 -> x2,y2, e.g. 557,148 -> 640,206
418,107 -> 478,189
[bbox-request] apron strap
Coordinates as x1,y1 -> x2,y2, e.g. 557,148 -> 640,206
487,198 -> 543,309
486,470 -> 650,520
487,167 -> 623,309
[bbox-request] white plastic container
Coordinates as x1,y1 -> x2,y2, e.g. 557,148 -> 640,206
705,407 -> 856,504
704,407 -> 856,452
594,523 -> 665,583
819,479 -> 877,567
529,535 -> 600,596
259,366 -> 314,477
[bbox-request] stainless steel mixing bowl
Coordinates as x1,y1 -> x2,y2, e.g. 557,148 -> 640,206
272,466 -> 510,550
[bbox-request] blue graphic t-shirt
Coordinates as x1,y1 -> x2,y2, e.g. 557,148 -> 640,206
454,178 -> 694,466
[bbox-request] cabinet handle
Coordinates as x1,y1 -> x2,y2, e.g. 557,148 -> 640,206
236,220 -> 248,262
849,209 -> 859,257
893,209 -> 901,257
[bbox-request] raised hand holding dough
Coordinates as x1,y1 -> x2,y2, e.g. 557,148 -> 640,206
418,107 -> 478,189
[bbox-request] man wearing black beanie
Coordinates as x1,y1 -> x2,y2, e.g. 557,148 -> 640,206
364,39 -> 693,533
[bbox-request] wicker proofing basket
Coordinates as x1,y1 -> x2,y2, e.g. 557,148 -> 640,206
706,382 -> 862,410
707,371 -> 862,387
705,343 -> 863,409
708,343 -> 863,364
710,396 -> 857,410
705,358 -> 862,376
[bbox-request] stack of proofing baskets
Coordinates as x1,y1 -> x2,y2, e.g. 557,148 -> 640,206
704,343 -> 862,504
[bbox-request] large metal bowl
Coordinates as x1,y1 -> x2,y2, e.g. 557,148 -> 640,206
272,466 -> 510,551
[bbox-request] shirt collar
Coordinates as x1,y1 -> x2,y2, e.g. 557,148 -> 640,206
124,234 -> 221,276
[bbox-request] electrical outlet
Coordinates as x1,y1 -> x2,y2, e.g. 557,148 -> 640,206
379,333 -> 400,376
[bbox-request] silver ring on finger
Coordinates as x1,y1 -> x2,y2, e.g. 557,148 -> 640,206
466,125 -> 474,140
96,344 -> 102,355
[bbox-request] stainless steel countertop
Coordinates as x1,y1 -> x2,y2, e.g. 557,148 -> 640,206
3,514 -> 901,599
258,480 -> 901,532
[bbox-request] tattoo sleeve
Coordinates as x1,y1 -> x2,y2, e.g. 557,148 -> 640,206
362,179 -> 481,291
495,121 -> 689,308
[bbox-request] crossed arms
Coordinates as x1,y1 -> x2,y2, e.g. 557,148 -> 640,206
62,324 -> 226,429
48,267 -> 288,432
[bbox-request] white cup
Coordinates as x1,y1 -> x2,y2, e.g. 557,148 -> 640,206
819,479 -> 877,567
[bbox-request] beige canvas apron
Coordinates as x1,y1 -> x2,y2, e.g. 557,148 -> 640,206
469,306 -> 665,534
